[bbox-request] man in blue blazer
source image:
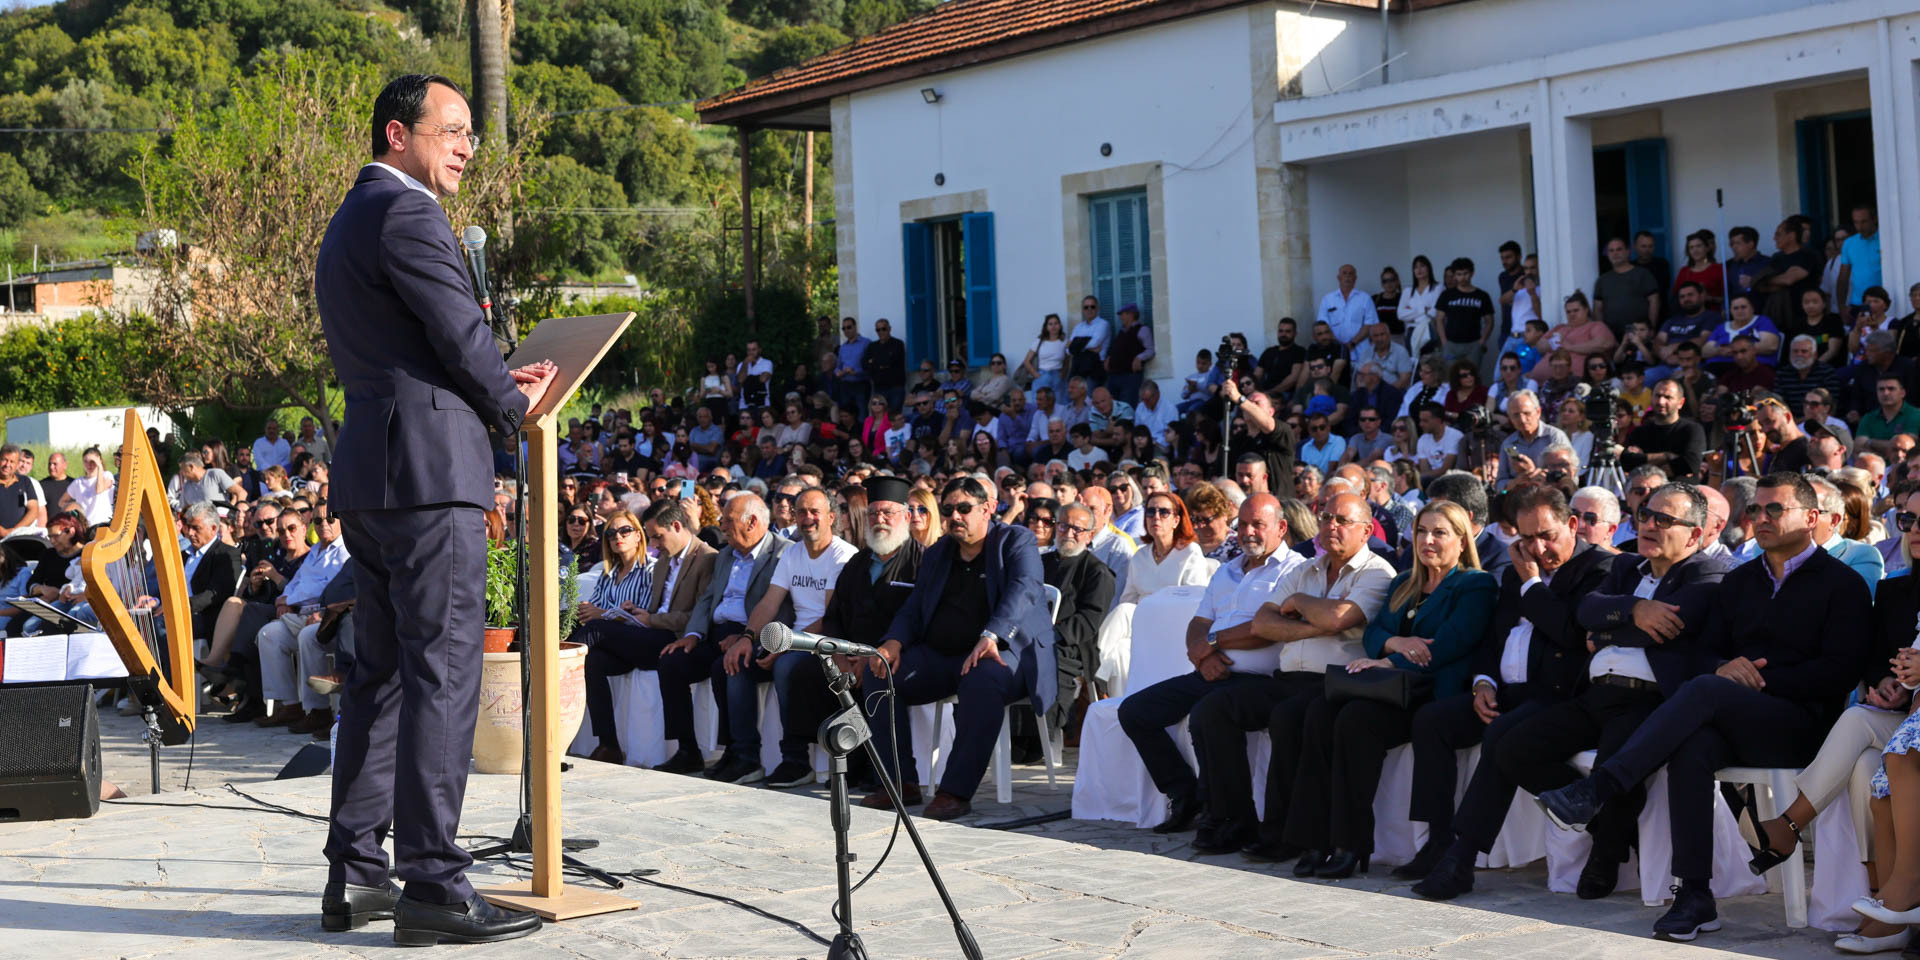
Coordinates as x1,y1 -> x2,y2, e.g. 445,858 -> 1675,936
314,74 -> 554,946
860,476 -> 1052,820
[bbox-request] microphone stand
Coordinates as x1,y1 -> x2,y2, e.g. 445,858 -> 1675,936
816,656 -> 982,960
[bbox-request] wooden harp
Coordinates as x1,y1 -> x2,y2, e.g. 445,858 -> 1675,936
81,409 -> 196,744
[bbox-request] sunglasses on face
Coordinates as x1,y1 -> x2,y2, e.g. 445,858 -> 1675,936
608,525 -> 638,538
1143,506 -> 1176,519
1572,510 -> 1604,527
1628,485 -> 1653,498
1193,513 -> 1225,526
1028,515 -> 1056,527
1359,416 -> 1380,422
568,516 -> 589,524
907,505 -> 929,517
1636,506 -> 1695,530
1317,511 -> 1367,529
1897,511 -> 1919,532
772,493 -> 795,504
939,501 -> 979,517
1744,502 -> 1796,523
1061,522 -> 1095,535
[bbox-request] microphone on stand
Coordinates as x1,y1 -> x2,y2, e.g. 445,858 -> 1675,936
759,621 -> 882,659
462,225 -> 512,348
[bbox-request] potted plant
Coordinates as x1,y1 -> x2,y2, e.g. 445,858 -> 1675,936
474,546 -> 592,774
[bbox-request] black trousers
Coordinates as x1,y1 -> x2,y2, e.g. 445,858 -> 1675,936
1188,671 -> 1324,840
1117,670 -> 1271,805
1407,686 -> 1541,838
1597,674 -> 1825,882
578,619 -> 716,752
327,506 -> 486,905
1285,696 -> 1419,855
1475,683 -> 1664,857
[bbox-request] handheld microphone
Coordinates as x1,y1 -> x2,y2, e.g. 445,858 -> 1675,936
759,621 -> 881,659
460,225 -> 492,315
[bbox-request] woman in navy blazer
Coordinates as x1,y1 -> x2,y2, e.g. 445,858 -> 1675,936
1284,500 -> 1498,879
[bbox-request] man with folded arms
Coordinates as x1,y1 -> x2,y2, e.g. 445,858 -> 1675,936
1401,485 -> 1615,890
1539,473 -> 1869,942
1185,491 -> 1395,857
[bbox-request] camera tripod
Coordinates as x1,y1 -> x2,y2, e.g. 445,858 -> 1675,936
1584,448 -> 1627,500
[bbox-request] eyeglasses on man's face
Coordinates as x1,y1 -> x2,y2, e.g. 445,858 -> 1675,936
1636,506 -> 1695,530
408,121 -> 480,151
938,501 -> 979,518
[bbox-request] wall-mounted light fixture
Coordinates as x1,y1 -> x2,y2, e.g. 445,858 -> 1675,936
934,173 -> 946,186
921,88 -> 942,104
1100,142 -> 1112,157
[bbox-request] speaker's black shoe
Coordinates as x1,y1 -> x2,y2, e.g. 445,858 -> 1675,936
392,893 -> 541,947
1190,819 -> 1253,855
1293,849 -> 1327,878
1410,850 -> 1475,901
1239,839 -> 1304,863
1391,832 -> 1453,880
1314,849 -> 1369,879
1152,791 -> 1203,834
321,880 -> 401,932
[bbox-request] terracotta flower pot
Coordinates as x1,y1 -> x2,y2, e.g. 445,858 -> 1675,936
483,626 -> 517,654
472,641 -> 588,775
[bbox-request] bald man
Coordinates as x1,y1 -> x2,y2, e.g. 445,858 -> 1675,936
1321,263 -> 1373,347
1698,485 -> 1734,560
1078,485 -> 1138,598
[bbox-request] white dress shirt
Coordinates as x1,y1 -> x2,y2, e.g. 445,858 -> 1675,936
1320,288 -> 1376,344
1195,548 -> 1310,675
1272,547 -> 1397,675
1587,572 -> 1659,682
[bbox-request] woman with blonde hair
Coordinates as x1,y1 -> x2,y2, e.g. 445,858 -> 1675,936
1279,498 -> 1319,553
572,509 -> 651,635
906,487 -> 940,547
1286,500 -> 1496,879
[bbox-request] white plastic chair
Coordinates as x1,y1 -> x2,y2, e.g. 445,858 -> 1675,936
1717,766 -> 1809,929
925,585 -> 1065,804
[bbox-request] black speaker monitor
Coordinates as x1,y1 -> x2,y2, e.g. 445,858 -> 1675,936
0,683 -> 103,822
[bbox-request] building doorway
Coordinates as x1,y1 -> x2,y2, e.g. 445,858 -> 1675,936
1592,138 -> 1670,273
902,212 -> 998,370
1797,111 -> 1875,247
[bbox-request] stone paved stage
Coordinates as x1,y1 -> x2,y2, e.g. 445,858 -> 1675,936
3,722 -> 1794,960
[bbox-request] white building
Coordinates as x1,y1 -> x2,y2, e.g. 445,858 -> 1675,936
699,0 -> 1919,381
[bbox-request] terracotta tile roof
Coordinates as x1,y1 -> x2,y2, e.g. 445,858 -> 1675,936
698,0 -> 1308,126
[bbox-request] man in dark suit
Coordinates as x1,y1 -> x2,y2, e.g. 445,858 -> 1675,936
578,498 -> 717,767
314,74 -> 555,945
1042,502 -> 1115,731
1399,485 -> 1613,891
860,476 -> 1053,820
1541,473 -> 1869,942
682,492 -> 793,784
1421,483 -> 1727,904
180,502 -> 243,642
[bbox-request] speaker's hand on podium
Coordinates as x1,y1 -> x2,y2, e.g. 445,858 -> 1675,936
513,359 -> 559,411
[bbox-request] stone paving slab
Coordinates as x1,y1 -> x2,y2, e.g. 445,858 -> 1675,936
0,705 -> 1840,959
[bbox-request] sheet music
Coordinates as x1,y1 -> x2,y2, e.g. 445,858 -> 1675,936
2,636 -> 67,683
67,632 -> 129,680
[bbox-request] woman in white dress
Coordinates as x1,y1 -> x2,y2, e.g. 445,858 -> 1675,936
1021,313 -> 1070,398
1397,255 -> 1443,354
1094,489 -> 1217,696
60,446 -> 116,524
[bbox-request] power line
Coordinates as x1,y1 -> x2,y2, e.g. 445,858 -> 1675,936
0,126 -> 169,134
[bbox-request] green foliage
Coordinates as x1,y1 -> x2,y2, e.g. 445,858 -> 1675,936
749,23 -> 847,78
486,540 -> 518,628
692,283 -> 814,376
558,564 -> 580,639
0,313 -> 138,410
0,153 -> 48,227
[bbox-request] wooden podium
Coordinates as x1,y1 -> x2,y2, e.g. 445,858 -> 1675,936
476,311 -> 639,921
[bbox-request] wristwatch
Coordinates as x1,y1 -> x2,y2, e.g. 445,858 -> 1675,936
1206,630 -> 1221,652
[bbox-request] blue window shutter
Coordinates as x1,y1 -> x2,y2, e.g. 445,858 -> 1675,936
961,211 -> 998,366
1622,138 -> 1671,266
901,222 -> 936,368
1090,198 -> 1116,313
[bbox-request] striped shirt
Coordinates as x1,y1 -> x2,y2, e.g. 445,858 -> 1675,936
590,558 -> 653,614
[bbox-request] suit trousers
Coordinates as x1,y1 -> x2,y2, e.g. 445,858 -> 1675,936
579,620 -> 678,750
327,506 -> 487,905
714,648 -> 821,766
866,644 -> 1037,801
1598,674 -> 1826,882
1117,670 -> 1272,804
1794,704 -> 1904,858
1285,695 -> 1419,855
1187,671 -> 1324,840
1407,687 -> 1541,839
257,611 -> 325,709
1474,683 -> 1662,857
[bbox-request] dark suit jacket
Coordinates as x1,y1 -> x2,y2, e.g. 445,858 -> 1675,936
641,539 -> 717,636
1362,566 -> 1499,700
1475,529 -> 1512,583
186,540 -> 244,639
1578,549 -> 1730,695
315,165 -> 528,511
1472,542 -> 1615,702
820,540 -> 924,647
886,523 -> 1056,714
683,531 -> 794,642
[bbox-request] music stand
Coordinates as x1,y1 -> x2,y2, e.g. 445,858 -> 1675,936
6,598 -> 96,635
473,311 -> 640,922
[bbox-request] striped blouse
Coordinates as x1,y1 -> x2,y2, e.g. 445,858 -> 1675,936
589,557 -> 652,614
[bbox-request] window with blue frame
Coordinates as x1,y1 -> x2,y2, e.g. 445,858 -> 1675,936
1088,190 -> 1152,324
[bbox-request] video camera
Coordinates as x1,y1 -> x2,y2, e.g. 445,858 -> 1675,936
1217,333 -> 1248,379
1721,388 -> 1762,430
1581,382 -> 1621,447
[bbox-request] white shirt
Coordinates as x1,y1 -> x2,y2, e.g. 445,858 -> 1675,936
1025,408 -> 1060,446
1069,316 -> 1112,358
1068,446 -> 1110,471
1396,382 -> 1451,419
1132,396 -> 1178,444
1271,547 -> 1397,675
1509,283 -> 1540,334
1587,572 -> 1659,682
1195,548 -> 1311,675
770,536 -> 857,630
67,474 -> 115,524
252,435 -> 292,471
366,161 -> 436,199
1416,427 -> 1463,471
653,539 -> 695,615
1397,284 -> 1443,329
1116,541 -> 1216,606
1030,338 -> 1069,373
1477,576 -> 1544,690
1091,525 -> 1139,599
1320,288 -> 1375,344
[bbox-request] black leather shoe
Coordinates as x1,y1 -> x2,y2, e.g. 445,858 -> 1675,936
652,746 -> 706,776
321,880 -> 400,931
1577,851 -> 1623,900
1315,849 -> 1369,879
1190,819 -> 1253,855
1410,851 -> 1474,901
1391,833 -> 1453,880
392,893 -> 541,947
1651,883 -> 1719,942
1538,778 -> 1605,832
1239,839 -> 1303,863
1151,792 -> 1203,834
223,699 -> 265,723
1292,849 -> 1327,878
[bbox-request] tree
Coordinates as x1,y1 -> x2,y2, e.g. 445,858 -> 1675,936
469,0 -> 509,143
119,52 -> 542,439
750,23 -> 847,78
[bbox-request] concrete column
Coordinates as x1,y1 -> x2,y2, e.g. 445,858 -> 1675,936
830,97 -> 860,322
1547,112 -> 1596,309
1252,3 -> 1321,334
1869,18 -> 1915,298
1528,78 -> 1562,312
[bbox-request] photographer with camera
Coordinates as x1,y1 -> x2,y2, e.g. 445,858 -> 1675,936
1619,379 -> 1706,480
1751,391 -> 1813,474
1222,358 -> 1297,499
1494,391 -> 1571,487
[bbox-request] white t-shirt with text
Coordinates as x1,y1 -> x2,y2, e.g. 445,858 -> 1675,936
771,536 -> 858,631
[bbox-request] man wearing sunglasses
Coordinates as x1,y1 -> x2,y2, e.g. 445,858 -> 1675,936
859,476 -> 1053,821
1542,473 -> 1870,942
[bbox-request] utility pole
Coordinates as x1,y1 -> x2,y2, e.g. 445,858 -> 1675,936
740,126 -> 756,333
802,131 -> 815,305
